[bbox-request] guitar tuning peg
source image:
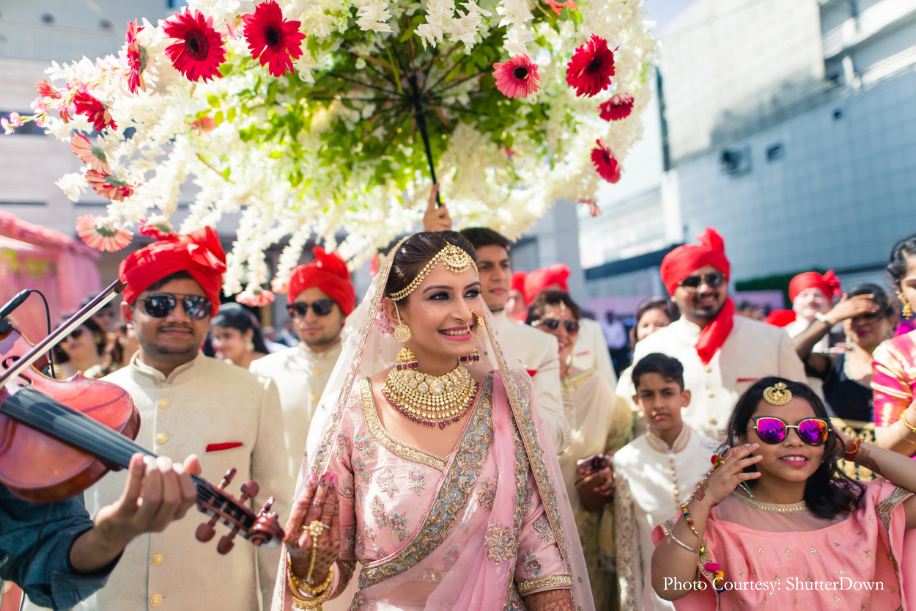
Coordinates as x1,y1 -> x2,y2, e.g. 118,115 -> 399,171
218,524 -> 240,554
249,496 -> 284,547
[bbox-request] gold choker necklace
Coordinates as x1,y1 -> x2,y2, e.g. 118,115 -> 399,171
732,489 -> 807,513
382,363 -> 479,429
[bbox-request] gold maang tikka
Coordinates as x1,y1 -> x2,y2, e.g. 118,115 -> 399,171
762,382 -> 792,406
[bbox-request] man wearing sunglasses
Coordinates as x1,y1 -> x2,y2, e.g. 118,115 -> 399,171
629,228 -> 806,441
423,192 -> 566,452
69,226 -> 292,611
250,246 -> 355,472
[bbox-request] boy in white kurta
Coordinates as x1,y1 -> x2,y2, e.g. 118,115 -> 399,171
613,353 -> 719,611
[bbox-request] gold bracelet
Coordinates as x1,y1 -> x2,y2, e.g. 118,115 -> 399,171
289,562 -> 335,609
900,411 -> 916,434
288,556 -> 334,598
896,422 -> 916,446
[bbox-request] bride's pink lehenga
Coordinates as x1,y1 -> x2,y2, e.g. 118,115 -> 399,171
272,236 -> 595,611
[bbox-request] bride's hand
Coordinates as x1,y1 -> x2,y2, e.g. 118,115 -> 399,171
284,473 -> 340,586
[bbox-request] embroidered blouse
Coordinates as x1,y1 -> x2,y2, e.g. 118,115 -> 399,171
323,376 -> 570,600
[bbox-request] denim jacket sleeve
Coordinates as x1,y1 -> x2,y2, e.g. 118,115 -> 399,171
0,485 -> 119,610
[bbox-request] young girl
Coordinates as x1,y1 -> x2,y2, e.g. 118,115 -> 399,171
651,377 -> 916,609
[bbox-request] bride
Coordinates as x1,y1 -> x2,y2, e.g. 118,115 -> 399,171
272,231 -> 594,610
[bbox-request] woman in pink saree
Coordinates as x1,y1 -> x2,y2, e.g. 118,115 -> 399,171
650,378 -> 916,610
272,231 -> 594,611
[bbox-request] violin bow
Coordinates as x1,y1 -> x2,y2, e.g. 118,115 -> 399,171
0,280 -> 126,392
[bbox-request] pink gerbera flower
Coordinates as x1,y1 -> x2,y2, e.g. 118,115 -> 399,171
163,8 -> 227,82
578,198 -> 602,217
35,79 -> 61,99
590,140 -> 621,183
546,0 -> 577,15
73,90 -> 117,131
242,1 -> 305,78
599,93 -> 634,121
86,169 -> 136,201
493,55 -> 540,99
236,288 -> 276,307
70,134 -> 110,173
76,215 -> 133,252
191,116 -> 216,133
125,20 -> 149,93
566,35 -> 615,98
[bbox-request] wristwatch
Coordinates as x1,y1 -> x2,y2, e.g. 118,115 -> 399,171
814,312 -> 833,326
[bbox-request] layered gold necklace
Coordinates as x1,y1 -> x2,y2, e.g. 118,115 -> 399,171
382,363 -> 479,429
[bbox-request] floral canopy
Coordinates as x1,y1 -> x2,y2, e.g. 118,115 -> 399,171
12,0 -> 656,304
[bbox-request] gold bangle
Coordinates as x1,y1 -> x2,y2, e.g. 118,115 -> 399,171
289,563 -> 335,609
896,422 -> 916,446
288,556 -> 334,598
900,411 -> 916,434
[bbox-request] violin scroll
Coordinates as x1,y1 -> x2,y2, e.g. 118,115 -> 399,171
194,467 -> 282,554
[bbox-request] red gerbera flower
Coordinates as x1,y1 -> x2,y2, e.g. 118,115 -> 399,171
236,287 -> 276,307
73,90 -> 117,131
191,116 -> 216,133
125,20 -> 149,93
566,35 -> 615,98
492,55 -> 540,99
86,169 -> 136,201
35,79 -> 61,99
546,0 -> 576,15
163,8 -> 227,83
591,140 -> 621,183
76,215 -> 133,252
70,134 -> 110,173
242,1 -> 305,78
599,92 -> 633,121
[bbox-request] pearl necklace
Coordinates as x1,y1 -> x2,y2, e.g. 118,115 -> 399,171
382,363 -> 479,429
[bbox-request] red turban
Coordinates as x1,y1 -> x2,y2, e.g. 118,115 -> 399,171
120,224 -> 226,317
789,270 -> 841,303
660,228 -> 731,296
660,228 -> 734,365
511,271 -> 528,305
287,247 -> 355,315
764,309 -> 797,328
524,264 -> 570,303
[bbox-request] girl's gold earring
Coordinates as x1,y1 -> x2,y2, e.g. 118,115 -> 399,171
896,288 -> 912,318
393,304 -> 417,370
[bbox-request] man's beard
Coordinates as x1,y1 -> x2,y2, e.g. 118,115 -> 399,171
689,301 -> 724,321
303,328 -> 342,349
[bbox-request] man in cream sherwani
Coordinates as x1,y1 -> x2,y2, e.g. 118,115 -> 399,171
629,228 -> 806,440
67,227 -> 292,611
522,264 -> 617,392
250,247 -> 355,476
422,201 -> 566,451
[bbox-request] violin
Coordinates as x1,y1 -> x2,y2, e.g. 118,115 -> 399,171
0,281 -> 283,554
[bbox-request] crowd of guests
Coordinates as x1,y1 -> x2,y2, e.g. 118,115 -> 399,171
20,217 -> 916,611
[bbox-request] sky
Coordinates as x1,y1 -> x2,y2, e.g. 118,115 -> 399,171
644,0 -> 695,32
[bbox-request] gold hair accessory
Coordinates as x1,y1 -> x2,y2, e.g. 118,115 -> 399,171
763,382 -> 792,406
896,288 -> 912,318
390,244 -> 479,301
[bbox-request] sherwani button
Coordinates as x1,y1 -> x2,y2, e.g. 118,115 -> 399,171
156,433 -> 168,444
151,554 -> 163,565
158,398 -> 170,409
150,594 -> 163,606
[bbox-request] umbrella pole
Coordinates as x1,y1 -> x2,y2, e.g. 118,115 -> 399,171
408,72 -> 442,208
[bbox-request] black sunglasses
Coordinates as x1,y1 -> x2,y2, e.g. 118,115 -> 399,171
534,318 -> 580,333
287,300 -> 337,318
748,416 -> 829,446
143,293 -> 212,320
679,272 -> 726,291
64,328 -> 85,341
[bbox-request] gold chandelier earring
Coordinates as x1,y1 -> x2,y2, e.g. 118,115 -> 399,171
896,288 -> 912,318
393,304 -> 418,371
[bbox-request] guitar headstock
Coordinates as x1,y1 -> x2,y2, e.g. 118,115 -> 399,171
192,468 -> 284,554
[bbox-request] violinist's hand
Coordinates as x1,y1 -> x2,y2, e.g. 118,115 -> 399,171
285,473 -> 340,587
69,453 -> 200,574
422,183 -> 452,232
